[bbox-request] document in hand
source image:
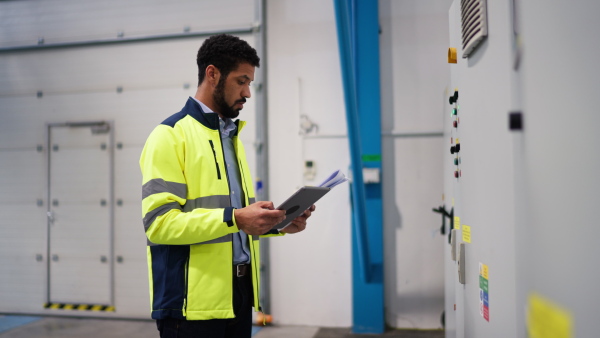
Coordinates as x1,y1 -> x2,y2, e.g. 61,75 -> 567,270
317,169 -> 349,188
271,170 -> 348,231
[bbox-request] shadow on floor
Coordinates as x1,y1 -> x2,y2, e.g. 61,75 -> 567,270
0,315 -> 41,334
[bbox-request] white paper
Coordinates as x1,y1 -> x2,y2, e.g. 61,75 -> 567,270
317,169 -> 348,189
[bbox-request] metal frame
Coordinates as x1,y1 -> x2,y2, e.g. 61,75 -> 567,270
45,120 -> 115,307
0,27 -> 255,53
253,0 -> 273,316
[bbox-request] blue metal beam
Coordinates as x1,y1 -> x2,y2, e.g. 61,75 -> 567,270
334,0 -> 384,334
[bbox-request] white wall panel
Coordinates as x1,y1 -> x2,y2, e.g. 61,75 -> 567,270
114,205 -> 150,317
383,137 -> 445,329
516,1 -> 600,337
0,145 -> 47,312
0,97 -> 47,147
0,0 -> 255,47
0,150 -> 45,202
0,37 -> 254,96
0,204 -> 46,312
269,138 -> 352,327
113,145 -> 151,317
267,0 -> 351,327
380,0 -> 450,329
380,0 -> 452,134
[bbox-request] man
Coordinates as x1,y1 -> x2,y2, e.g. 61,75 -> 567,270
139,34 -> 315,337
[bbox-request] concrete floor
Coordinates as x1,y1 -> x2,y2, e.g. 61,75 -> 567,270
0,316 -> 444,338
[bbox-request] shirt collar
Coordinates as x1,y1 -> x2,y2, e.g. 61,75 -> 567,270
191,97 -> 237,137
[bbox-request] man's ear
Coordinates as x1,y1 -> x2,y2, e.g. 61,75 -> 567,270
205,65 -> 220,87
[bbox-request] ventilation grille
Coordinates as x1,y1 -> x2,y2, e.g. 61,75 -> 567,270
460,0 -> 488,58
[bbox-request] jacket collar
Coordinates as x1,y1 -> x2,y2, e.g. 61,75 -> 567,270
184,97 -> 244,136
185,97 -> 219,130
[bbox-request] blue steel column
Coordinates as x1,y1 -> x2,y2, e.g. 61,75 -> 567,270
334,0 -> 384,334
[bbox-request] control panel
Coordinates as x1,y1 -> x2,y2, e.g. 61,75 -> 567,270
449,89 -> 461,179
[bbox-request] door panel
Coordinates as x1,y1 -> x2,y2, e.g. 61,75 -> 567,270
446,1 -> 517,336
48,123 -> 112,305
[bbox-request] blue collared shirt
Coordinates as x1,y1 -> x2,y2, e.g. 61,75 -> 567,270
192,97 -> 251,265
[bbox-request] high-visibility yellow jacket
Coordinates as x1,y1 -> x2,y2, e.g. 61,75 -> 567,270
140,97 -> 278,320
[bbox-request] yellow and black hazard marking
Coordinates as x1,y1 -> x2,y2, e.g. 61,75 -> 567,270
43,303 -> 115,312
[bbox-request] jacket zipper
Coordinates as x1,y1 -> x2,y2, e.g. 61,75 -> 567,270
238,158 -> 250,206
250,235 -> 261,312
217,136 -> 232,202
183,255 -> 190,316
208,140 -> 222,179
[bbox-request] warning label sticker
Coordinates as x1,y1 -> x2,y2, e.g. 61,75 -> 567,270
479,262 -> 489,322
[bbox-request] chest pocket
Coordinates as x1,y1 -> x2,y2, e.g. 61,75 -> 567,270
208,140 -> 222,180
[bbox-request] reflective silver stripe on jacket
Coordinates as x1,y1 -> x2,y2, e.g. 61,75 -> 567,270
144,196 -> 229,234
182,195 -> 232,212
145,195 -> 234,246
195,234 -> 233,245
143,202 -> 181,231
148,233 -> 233,247
144,180 -> 257,246
142,179 -> 187,200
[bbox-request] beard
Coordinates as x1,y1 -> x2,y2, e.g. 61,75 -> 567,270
213,77 -> 245,119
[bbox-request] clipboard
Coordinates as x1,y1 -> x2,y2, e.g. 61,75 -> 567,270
272,186 -> 331,230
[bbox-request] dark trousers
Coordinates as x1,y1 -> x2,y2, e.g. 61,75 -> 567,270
156,273 -> 253,338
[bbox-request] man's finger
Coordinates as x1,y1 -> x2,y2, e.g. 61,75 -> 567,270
258,201 -> 275,210
263,209 -> 285,217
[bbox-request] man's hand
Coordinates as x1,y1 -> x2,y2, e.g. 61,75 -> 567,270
280,204 -> 316,234
234,201 -> 286,236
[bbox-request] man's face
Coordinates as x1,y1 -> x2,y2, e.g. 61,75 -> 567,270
213,62 -> 255,119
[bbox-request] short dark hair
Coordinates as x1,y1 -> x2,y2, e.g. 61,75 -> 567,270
196,34 -> 260,86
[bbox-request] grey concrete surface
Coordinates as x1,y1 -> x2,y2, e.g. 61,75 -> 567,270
0,316 -> 444,338
254,325 -> 320,338
313,328 -> 445,338
0,317 -> 158,338
0,317 -> 319,338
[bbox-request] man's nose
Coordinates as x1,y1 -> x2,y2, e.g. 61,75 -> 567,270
242,85 -> 251,99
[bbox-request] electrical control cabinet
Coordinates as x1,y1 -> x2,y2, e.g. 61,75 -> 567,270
445,1 -> 600,337
445,0 -> 518,336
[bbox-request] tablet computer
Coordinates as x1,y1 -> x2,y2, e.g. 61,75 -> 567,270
272,186 -> 331,230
